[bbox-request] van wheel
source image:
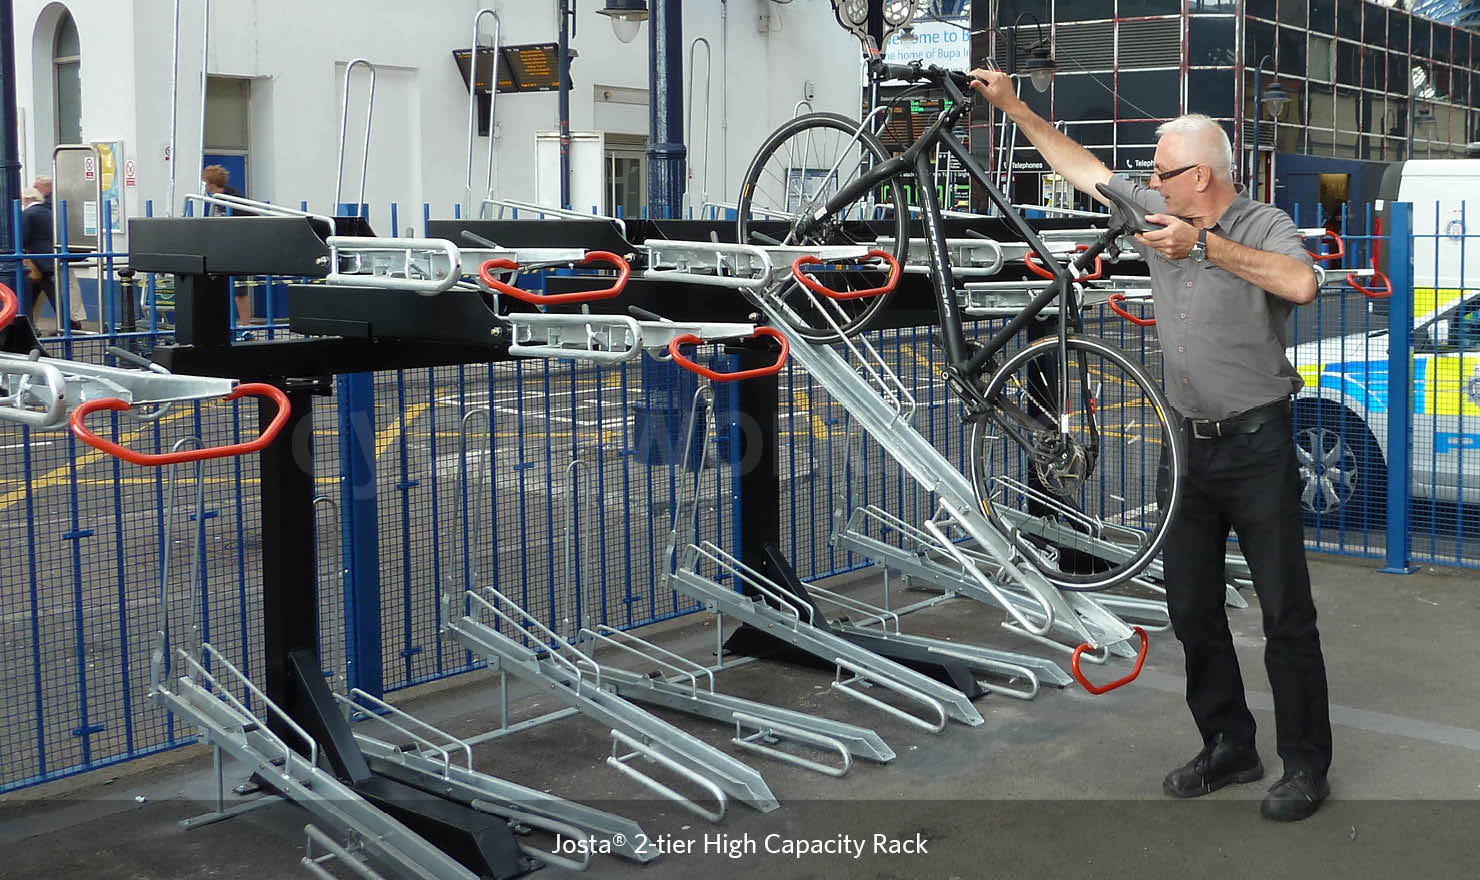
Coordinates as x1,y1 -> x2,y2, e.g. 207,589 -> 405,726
1293,402 -> 1386,530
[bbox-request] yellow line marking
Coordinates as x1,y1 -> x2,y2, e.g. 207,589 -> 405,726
374,403 -> 430,460
0,406 -> 196,512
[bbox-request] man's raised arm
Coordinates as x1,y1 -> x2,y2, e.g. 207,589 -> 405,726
969,68 -> 1114,206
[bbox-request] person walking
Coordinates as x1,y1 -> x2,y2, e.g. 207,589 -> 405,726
20,183 -> 85,332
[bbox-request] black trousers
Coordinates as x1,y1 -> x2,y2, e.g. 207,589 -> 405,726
1160,408 -> 1332,777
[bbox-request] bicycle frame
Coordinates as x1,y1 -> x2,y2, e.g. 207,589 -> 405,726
791,60 -> 1118,421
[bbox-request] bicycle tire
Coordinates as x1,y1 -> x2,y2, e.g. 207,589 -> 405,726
969,334 -> 1183,590
736,112 -> 907,342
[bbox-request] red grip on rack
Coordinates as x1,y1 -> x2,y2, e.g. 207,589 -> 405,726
69,383 -> 292,466
790,249 -> 901,300
667,327 -> 789,382
1346,270 -> 1392,298
0,282 -> 17,331
477,250 -> 631,304
1345,217 -> 1390,298
1025,244 -> 1102,282
1071,626 -> 1148,695
1303,230 -> 1346,263
1107,293 -> 1156,326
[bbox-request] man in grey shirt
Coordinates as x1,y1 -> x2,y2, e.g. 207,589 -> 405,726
970,68 -> 1331,821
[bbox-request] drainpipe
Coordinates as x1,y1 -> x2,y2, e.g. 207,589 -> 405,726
647,0 -> 684,219
1,0 -> 22,250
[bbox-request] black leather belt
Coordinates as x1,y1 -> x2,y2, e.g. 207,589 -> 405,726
1184,398 -> 1291,440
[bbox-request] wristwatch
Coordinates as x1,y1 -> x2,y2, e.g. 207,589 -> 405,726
1189,227 -> 1209,262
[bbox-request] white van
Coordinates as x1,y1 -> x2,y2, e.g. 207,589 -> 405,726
1285,159 -> 1479,528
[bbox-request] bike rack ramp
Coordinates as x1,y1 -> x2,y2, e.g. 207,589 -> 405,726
671,542 -> 983,730
440,588 -> 781,816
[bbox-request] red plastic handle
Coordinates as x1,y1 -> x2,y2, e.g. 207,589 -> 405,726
477,250 -> 631,305
1025,244 -> 1103,282
1071,626 -> 1148,695
1303,230 -> 1346,263
0,282 -> 17,331
667,327 -> 789,382
790,249 -> 901,300
1345,216 -> 1390,297
1107,293 -> 1156,326
69,383 -> 292,466
1346,269 -> 1392,298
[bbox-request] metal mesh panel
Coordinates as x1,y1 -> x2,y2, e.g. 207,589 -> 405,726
0,328 -> 318,792
377,351 -> 737,694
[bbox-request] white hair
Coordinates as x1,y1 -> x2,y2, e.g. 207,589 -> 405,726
1155,114 -> 1235,181
20,187 -> 42,205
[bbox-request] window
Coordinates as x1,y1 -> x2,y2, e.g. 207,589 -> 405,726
1387,10 -> 1409,55
1336,41 -> 1359,87
1246,0 -> 1276,22
1277,0 -> 1305,28
1189,17 -> 1237,66
1337,0 -> 1360,41
53,12 -> 81,143
1308,0 -> 1334,35
1277,26 -> 1306,77
1188,70 -> 1235,117
1309,35 -> 1335,83
1116,70 -> 1180,121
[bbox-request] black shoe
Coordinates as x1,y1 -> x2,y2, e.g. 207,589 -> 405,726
1163,735 -> 1264,798
69,320 -> 85,332
1260,769 -> 1329,822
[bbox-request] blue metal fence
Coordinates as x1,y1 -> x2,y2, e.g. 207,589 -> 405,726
3,197 -> 1477,796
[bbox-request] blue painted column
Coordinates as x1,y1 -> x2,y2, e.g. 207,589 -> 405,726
0,0 -> 21,252
646,0 -> 685,218
1380,201 -> 1418,575
336,372 -> 385,693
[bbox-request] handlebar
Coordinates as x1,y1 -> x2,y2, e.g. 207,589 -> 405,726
478,250 -> 631,305
1071,626 -> 1148,695
867,52 -> 978,100
0,283 -> 17,331
667,327 -> 788,382
790,250 -> 902,300
69,383 -> 292,466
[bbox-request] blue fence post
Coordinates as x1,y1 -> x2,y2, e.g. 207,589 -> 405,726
1381,201 -> 1418,575
336,372 -> 385,693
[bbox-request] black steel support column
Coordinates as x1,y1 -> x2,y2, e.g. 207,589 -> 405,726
733,344 -> 779,580
558,0 -> 574,210
1,0 -> 24,251
259,386 -> 320,742
647,0 -> 685,218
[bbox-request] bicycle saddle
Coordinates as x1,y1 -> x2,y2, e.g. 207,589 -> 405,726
1095,182 -> 1166,235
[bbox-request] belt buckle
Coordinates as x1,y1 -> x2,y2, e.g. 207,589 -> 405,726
1190,418 -> 1220,440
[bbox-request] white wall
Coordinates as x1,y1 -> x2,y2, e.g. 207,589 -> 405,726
9,0 -> 879,224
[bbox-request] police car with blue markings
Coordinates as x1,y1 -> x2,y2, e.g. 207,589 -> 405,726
1285,159 -> 1479,528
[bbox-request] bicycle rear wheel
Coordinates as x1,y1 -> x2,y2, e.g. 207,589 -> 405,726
736,112 -> 907,342
969,334 -> 1182,590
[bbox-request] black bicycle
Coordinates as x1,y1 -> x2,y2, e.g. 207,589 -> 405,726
736,52 -> 1182,591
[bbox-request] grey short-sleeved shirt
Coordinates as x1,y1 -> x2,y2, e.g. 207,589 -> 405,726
1102,174 -> 1315,421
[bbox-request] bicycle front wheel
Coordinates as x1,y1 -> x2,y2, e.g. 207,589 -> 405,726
969,334 -> 1183,590
736,112 -> 907,342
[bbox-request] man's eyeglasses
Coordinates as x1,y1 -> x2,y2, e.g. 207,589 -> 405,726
1152,163 -> 1200,182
